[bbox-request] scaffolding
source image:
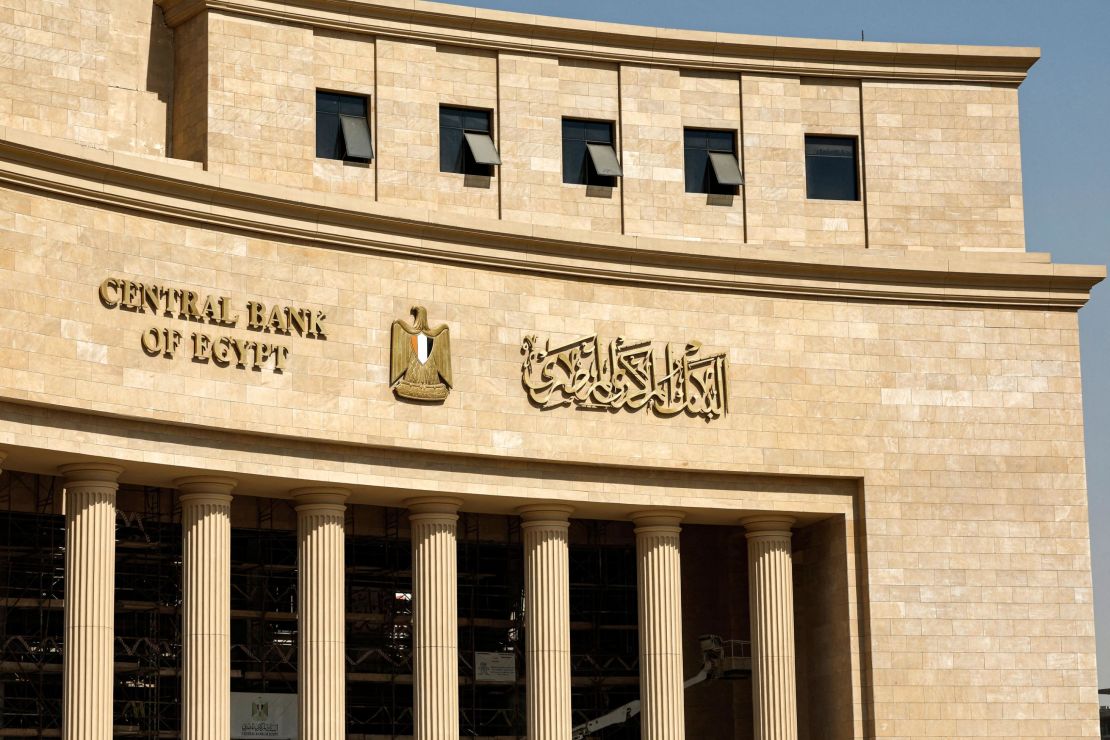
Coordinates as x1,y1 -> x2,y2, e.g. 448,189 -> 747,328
0,473 -> 184,738
1,476 -> 646,739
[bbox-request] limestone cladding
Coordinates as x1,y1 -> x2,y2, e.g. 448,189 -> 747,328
0,174 -> 1099,735
0,1 -> 1101,738
0,0 -> 1039,253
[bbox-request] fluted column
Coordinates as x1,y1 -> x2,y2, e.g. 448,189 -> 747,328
631,510 -> 686,740
408,496 -> 462,740
742,515 -> 798,740
177,476 -> 236,740
519,504 -> 573,740
294,487 -> 349,740
60,462 -> 123,740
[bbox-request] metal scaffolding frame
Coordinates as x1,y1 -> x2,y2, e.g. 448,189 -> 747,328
1,477 -> 646,739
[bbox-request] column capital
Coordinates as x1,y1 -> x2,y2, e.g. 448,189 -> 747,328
517,503 -> 573,527
59,462 -> 124,486
291,486 -> 349,511
740,515 -> 796,539
176,475 -> 237,506
630,509 -> 684,534
405,495 -> 463,519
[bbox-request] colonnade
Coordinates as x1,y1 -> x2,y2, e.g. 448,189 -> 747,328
43,461 -> 800,740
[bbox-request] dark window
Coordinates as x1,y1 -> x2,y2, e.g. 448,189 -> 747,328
683,128 -> 743,195
562,118 -> 621,186
440,106 -> 499,176
805,135 -> 859,200
316,91 -> 372,162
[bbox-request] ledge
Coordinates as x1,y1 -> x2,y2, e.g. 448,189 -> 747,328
0,126 -> 1101,309
154,0 -> 1039,84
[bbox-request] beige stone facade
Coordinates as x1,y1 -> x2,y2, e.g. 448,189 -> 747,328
0,1 -> 1103,738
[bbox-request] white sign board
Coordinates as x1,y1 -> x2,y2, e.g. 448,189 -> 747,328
231,692 -> 297,739
475,651 -> 517,684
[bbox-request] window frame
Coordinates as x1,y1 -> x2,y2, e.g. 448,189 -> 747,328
683,127 -> 742,195
804,134 -> 860,201
315,90 -> 373,163
562,117 -> 621,187
439,105 -> 498,177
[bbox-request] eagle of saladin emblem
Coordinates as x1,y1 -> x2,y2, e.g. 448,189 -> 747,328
390,306 -> 452,401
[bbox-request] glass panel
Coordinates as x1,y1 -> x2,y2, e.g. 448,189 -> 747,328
805,136 -> 858,200
586,142 -> 622,177
440,125 -> 465,173
708,151 -> 743,186
340,114 -> 373,161
463,131 -> 501,165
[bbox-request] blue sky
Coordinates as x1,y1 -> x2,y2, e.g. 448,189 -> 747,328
439,0 -> 1110,688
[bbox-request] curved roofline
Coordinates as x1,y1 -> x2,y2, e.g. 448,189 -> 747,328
0,127 -> 1099,310
156,0 -> 1040,83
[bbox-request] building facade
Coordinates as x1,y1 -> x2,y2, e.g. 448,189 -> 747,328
0,1 -> 1103,739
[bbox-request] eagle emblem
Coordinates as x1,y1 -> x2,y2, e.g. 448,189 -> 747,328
390,306 -> 452,401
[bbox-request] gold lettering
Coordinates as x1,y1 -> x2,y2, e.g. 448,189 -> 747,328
230,337 -> 254,369
142,284 -> 161,315
219,296 -> 239,327
266,305 -> 289,335
252,342 -> 270,370
98,278 -> 120,308
140,326 -> 162,355
191,332 -> 211,363
246,301 -> 266,331
122,280 -> 143,311
212,337 -> 232,367
308,310 -> 327,339
288,308 -> 309,336
273,345 -> 289,372
201,294 -> 222,325
182,291 -> 204,322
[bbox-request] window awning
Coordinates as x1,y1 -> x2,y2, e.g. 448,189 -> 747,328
708,150 -> 743,186
586,142 -> 623,177
339,114 -> 374,160
463,131 -> 502,165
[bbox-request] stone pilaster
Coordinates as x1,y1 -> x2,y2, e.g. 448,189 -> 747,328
631,510 -> 686,740
742,515 -> 798,740
519,504 -> 573,740
177,476 -> 236,740
407,496 -> 463,740
60,462 -> 123,740
294,488 -> 349,740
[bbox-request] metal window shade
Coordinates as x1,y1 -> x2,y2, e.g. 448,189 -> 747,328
708,151 -> 743,186
463,131 -> 502,165
339,114 -> 373,160
586,142 -> 623,177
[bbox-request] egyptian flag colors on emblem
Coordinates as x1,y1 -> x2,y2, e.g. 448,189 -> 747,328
410,333 -> 434,364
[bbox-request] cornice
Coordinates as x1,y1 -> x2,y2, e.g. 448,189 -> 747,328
154,0 -> 1039,84
0,128 -> 1101,309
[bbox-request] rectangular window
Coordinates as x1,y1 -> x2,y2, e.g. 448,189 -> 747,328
562,118 -> 621,186
316,91 -> 372,162
805,135 -> 859,201
440,106 -> 499,176
683,128 -> 742,194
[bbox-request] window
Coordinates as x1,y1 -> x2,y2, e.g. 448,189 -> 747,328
562,118 -> 622,186
316,91 -> 372,162
805,135 -> 859,200
684,128 -> 743,195
439,106 -> 500,176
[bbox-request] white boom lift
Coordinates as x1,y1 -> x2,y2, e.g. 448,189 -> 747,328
570,635 -> 751,740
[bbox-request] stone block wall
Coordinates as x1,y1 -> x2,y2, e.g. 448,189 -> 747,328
863,81 -> 1026,252
0,2 -> 1034,253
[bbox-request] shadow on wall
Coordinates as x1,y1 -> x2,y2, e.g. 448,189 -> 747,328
147,3 -> 175,156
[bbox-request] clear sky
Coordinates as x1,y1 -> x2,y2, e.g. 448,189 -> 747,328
440,0 -> 1110,689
